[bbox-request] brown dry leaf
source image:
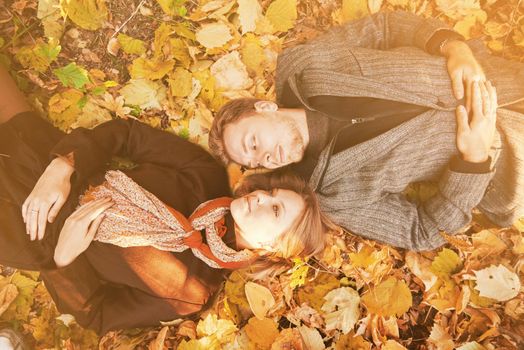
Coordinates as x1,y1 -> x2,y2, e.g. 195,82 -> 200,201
149,326 -> 169,350
244,317 -> 279,349
176,320 -> 197,339
244,282 -> 276,319
361,277 -> 412,317
271,328 -> 303,350
321,287 -> 360,334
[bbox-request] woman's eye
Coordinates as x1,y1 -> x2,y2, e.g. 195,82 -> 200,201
273,205 -> 279,217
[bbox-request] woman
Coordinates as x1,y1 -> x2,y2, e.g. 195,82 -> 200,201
0,67 -> 329,335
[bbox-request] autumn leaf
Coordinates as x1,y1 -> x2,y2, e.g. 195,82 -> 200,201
265,0 -> 297,33
37,0 -> 64,40
156,0 -> 187,16
119,79 -> 167,110
428,323 -> 455,350
321,287 -> 360,334
238,0 -> 264,35
0,284 -> 18,317
117,34 -> 147,55
48,89 -> 84,130
62,0 -> 108,31
196,22 -> 233,49
298,326 -> 325,350
244,282 -> 276,319
129,57 -> 175,80
473,264 -> 521,301
361,277 -> 412,317
456,341 -> 488,350
210,51 -> 253,90
53,63 -> 90,89
196,313 -> 237,344
297,273 -> 340,312
431,248 -> 463,278
15,41 -> 61,73
168,67 -> 193,97
244,317 -> 279,349
289,258 -> 309,289
241,34 -> 267,75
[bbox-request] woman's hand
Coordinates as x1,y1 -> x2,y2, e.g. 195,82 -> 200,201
455,80 -> 497,163
22,157 -> 75,241
54,197 -> 113,268
441,40 -> 486,111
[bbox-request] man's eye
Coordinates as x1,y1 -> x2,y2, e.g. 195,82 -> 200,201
273,205 -> 279,217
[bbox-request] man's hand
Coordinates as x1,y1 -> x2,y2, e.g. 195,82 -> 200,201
455,81 -> 497,163
54,197 -> 113,268
22,157 -> 74,241
441,40 -> 486,111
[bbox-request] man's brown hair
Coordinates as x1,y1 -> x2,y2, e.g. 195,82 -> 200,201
209,98 -> 262,165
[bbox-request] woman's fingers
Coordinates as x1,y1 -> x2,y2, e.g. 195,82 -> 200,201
480,82 -> 490,117
86,213 -> 106,240
486,81 -> 498,116
37,202 -> 51,240
48,195 -> 66,223
27,205 -> 39,240
21,196 -> 30,224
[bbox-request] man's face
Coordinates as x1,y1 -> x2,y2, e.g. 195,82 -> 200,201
223,112 -> 305,169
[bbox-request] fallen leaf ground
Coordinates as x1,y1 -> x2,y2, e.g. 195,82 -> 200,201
0,0 -> 523,349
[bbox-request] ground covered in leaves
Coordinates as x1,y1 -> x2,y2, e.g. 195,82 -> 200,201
0,0 -> 523,349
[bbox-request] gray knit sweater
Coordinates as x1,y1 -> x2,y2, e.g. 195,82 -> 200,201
275,11 -> 524,251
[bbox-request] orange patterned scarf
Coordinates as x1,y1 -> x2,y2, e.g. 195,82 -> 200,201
80,170 -> 255,269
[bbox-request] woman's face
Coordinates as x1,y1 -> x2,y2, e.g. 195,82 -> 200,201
231,189 -> 305,250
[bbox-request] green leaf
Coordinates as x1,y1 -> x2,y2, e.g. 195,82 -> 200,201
431,248 -> 463,278
156,0 -> 187,16
15,41 -> 61,73
117,33 -> 147,55
53,63 -> 90,89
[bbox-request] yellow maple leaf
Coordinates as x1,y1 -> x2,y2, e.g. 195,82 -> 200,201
117,33 -> 147,55
168,67 -> 192,97
196,22 -> 233,49
321,287 -> 360,334
265,0 -> 297,33
129,57 -> 175,80
61,0 -> 108,31
290,258 -> 309,290
244,317 -> 279,349
361,277 -> 412,316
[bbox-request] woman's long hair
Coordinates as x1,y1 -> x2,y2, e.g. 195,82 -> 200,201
234,170 -> 337,280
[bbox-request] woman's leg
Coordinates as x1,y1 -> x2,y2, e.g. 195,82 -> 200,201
0,67 -> 31,124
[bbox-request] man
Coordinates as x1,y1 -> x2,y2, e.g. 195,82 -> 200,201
209,11 -> 524,251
